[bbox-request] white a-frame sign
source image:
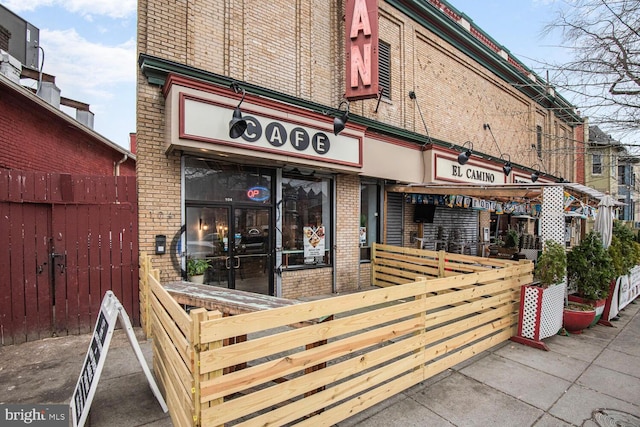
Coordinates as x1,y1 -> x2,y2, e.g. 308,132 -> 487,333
70,291 -> 168,427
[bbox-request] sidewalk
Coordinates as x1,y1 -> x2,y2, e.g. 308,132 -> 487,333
1,301 -> 639,426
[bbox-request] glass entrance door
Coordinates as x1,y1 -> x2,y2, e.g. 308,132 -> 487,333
186,205 -> 272,295
232,206 -> 271,294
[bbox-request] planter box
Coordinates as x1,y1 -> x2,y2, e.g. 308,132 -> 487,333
511,282 -> 565,351
568,294 -> 605,327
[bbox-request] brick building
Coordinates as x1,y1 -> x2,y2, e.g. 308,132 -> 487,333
137,0 -> 584,298
0,73 -> 136,176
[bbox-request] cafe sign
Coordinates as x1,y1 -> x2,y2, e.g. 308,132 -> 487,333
435,154 -> 506,184
179,93 -> 362,168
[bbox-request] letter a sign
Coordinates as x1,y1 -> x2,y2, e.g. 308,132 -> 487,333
70,291 -> 167,427
345,0 -> 379,100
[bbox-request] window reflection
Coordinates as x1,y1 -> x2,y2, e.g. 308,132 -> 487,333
184,157 -> 272,203
282,174 -> 332,267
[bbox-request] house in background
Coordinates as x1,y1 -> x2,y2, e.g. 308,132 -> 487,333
586,126 -> 624,199
617,152 -> 639,225
585,126 -> 638,226
0,4 -> 138,345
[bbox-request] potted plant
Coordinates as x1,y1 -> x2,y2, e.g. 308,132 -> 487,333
511,240 -> 566,351
562,302 -> 596,334
600,221 -> 640,325
497,229 -> 520,258
504,229 -> 520,250
566,231 -> 616,328
609,221 -> 640,278
187,258 -> 211,284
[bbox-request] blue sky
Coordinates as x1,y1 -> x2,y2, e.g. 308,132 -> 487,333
0,0 -> 574,151
1,0 -> 136,149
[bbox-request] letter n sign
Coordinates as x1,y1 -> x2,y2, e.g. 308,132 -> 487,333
345,0 -> 379,101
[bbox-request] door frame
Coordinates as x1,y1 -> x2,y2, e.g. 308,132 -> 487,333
185,202 -> 274,295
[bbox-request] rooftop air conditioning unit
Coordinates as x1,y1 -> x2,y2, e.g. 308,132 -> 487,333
0,4 -> 39,70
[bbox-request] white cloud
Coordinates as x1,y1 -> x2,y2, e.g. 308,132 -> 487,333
39,28 -> 135,99
1,0 -> 135,19
33,28 -> 137,146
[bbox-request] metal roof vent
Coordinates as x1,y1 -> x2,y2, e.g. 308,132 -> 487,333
37,80 -> 61,108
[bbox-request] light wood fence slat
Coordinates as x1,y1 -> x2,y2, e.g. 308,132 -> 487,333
199,298 -> 424,374
152,323 -> 194,427
151,311 -> 193,402
202,333 -> 425,425
200,316 -> 424,402
423,304 -> 518,345
424,327 -> 515,378
295,369 -> 425,427
199,281 -> 427,343
150,294 -> 192,368
150,274 -> 191,337
140,244 -> 533,426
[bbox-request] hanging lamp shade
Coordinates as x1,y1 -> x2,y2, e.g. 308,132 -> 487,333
229,108 -> 247,139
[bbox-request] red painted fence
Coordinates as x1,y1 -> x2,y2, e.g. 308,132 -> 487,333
0,170 -> 138,345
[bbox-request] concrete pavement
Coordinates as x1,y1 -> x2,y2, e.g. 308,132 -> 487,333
1,301 -> 639,426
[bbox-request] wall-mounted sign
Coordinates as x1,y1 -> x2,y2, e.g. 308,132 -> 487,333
345,0 -> 379,100
180,94 -> 362,168
435,154 -> 506,184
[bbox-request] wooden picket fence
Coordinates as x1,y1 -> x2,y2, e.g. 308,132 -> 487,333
140,244 -> 533,426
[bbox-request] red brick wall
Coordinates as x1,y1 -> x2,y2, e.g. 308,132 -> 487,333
0,88 -> 135,176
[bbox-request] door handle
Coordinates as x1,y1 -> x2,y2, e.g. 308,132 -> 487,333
225,257 -> 231,269
51,252 -> 66,274
233,256 -> 240,269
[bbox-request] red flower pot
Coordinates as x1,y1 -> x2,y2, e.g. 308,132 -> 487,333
568,295 -> 606,327
563,305 -> 596,334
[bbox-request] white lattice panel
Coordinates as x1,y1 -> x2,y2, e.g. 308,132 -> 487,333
520,287 -> 540,339
540,186 -> 565,247
539,282 -> 565,339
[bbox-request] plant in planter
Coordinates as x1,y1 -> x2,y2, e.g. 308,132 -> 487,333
534,240 -> 566,287
503,229 -> 520,250
496,229 -> 520,258
511,240 -> 566,351
187,258 -> 211,284
563,301 -> 596,334
609,221 -> 640,278
600,221 -> 640,325
566,231 -> 616,328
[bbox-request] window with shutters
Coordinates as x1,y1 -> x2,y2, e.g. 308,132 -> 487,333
379,40 -> 391,100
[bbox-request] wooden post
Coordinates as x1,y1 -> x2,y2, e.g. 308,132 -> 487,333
140,252 -> 152,338
190,308 -> 208,427
206,310 -> 224,427
371,243 -> 377,286
303,314 -> 333,417
438,250 -> 446,277
414,276 -> 427,374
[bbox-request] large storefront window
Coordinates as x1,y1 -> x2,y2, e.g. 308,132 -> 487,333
184,158 -> 273,203
360,182 -> 379,261
282,174 -> 332,268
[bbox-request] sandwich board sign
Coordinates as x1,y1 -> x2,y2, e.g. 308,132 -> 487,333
70,291 -> 168,427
